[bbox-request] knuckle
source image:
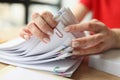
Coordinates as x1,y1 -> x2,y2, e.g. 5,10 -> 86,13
91,19 -> 98,22
89,21 -> 95,27
27,24 -> 36,33
88,21 -> 97,30
37,33 -> 45,39
71,24 -> 79,31
87,22 -> 93,30
41,11 -> 53,18
31,27 -> 36,33
32,13 -> 39,19
32,29 -> 45,39
96,34 -> 103,41
74,25 -> 78,30
50,20 -> 58,27
79,50 -> 86,55
27,22 -> 34,28
68,26 -> 73,31
41,11 -> 57,28
27,23 -> 33,29
41,23 -> 48,29
79,39 -> 87,45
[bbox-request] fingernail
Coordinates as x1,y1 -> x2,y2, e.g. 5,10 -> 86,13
64,27 -> 70,32
32,13 -> 38,19
73,51 -> 79,55
47,31 -> 53,36
43,38 -> 50,43
72,42 -> 80,47
24,35 -> 30,40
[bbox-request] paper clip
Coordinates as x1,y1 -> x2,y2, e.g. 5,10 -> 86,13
55,28 -> 63,38
54,66 -> 60,73
53,66 -> 66,77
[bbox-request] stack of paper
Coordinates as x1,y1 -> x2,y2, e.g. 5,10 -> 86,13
0,66 -> 73,80
0,7 -> 84,77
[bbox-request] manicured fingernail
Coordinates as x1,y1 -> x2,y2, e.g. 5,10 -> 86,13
72,42 -> 79,47
24,35 -> 30,40
43,38 -> 50,43
64,27 -> 70,32
47,31 -> 53,36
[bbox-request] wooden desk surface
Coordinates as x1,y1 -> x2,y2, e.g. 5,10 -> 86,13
72,57 -> 120,80
0,27 -> 120,80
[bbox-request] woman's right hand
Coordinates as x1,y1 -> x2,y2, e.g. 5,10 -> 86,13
20,11 -> 58,43
64,19 -> 118,56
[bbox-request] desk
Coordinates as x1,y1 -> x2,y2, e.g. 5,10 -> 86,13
0,27 -> 120,80
72,57 -> 120,80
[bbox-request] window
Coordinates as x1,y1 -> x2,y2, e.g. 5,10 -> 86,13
0,0 -> 61,28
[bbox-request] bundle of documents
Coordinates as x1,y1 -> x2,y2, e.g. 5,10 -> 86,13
0,66 -> 73,80
0,7 -> 84,77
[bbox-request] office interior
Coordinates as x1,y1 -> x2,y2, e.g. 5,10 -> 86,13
0,0 -> 82,42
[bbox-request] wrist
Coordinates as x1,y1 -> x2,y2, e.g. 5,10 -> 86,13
111,29 -> 120,48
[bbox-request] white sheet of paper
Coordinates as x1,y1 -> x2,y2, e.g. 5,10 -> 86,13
0,56 -> 80,73
0,67 -> 72,80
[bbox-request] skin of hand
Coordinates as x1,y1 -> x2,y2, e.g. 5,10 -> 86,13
20,3 -> 88,41
20,3 -> 88,42
20,11 -> 57,43
64,19 -> 118,56
19,3 -> 120,56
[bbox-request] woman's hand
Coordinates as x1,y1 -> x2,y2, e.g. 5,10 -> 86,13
64,19 -> 117,56
20,11 -> 57,43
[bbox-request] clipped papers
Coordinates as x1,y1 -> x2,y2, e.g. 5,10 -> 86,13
0,7 -> 84,77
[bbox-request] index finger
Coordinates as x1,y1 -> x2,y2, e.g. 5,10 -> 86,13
64,19 -> 106,33
41,11 -> 58,28
32,13 -> 53,36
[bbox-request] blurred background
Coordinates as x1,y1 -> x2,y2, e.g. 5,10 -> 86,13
0,0 -> 90,42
